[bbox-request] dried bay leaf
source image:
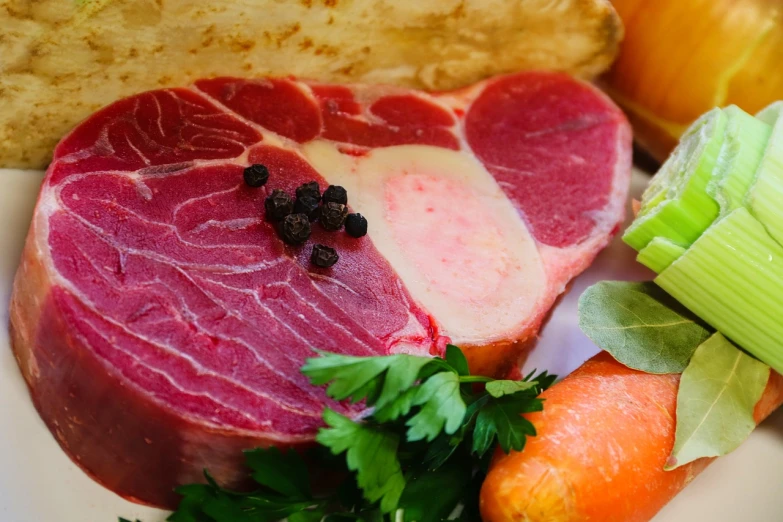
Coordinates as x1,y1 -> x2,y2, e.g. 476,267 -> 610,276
666,333 -> 770,469
578,281 -> 712,373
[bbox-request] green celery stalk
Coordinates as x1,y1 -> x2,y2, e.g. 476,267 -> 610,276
624,109 -> 727,251
625,107 -> 773,253
706,106 -> 772,212
637,237 -> 687,274
655,208 -> 783,373
747,102 -> 783,246
624,102 -> 783,374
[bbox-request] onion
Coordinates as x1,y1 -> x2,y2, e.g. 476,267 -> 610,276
602,0 -> 783,162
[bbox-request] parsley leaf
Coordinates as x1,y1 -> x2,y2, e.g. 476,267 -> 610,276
243,447 -> 311,499
373,387 -> 418,422
524,369 -> 558,391
454,467 -> 486,522
166,451 -> 318,522
472,395 -> 542,457
398,458 -> 473,522
421,428 -> 467,471
485,380 -> 537,398
159,345 -> 554,522
289,508 -> 328,522
406,371 -> 467,442
302,351 -> 433,409
168,480 -> 313,522
317,409 -> 406,513
444,344 -> 470,376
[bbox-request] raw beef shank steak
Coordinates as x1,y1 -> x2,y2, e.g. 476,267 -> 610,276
10,71 -> 631,507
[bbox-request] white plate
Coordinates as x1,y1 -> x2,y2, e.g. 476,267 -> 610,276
1,168 -> 782,521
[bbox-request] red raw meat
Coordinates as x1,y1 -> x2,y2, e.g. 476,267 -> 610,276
9,71 -> 631,507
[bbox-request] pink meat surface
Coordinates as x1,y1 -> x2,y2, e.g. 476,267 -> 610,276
9,71 -> 631,507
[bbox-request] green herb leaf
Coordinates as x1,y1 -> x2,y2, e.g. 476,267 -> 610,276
243,447 -> 311,499
578,281 -> 712,373
167,484 -> 212,522
472,395 -> 542,457
168,478 -> 314,522
421,431 -> 463,471
373,387 -> 419,423
398,458 -> 473,522
325,512 -> 382,522
333,473 -> 371,513
202,492 -> 311,522
164,345 -> 552,522
289,507 -> 327,522
485,380 -> 537,398
525,370 -> 557,391
666,333 -> 770,469
445,344 -> 470,376
454,467 -> 486,522
302,351 -> 432,409
317,408 -> 406,513
406,371 -> 467,442
421,392 -> 488,471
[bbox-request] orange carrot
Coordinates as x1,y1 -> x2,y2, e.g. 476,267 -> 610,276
479,352 -> 783,522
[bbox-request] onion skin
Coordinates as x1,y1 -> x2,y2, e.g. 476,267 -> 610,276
603,0 -> 783,162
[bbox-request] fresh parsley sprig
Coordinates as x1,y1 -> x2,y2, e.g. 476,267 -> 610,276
166,448 -> 320,522
144,345 -> 554,522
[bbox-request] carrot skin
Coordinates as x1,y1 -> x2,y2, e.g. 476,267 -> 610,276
479,352 -> 783,522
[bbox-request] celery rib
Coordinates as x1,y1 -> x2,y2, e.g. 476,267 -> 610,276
655,208 -> 783,374
625,107 -> 773,253
624,102 -> 783,373
624,109 -> 727,251
637,238 -> 687,274
707,106 -> 772,212
747,102 -> 783,247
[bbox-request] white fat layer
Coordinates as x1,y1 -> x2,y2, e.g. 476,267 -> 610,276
303,142 -> 546,345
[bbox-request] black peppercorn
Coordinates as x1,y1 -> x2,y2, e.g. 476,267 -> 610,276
311,244 -> 339,268
280,213 -> 311,245
243,164 -> 270,187
320,202 -> 348,231
294,195 -> 320,221
345,213 -> 368,238
296,181 -> 321,201
264,189 -> 294,221
322,185 -> 348,205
